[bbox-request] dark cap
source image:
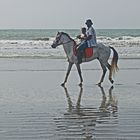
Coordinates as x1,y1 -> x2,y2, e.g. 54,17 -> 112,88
85,19 -> 93,25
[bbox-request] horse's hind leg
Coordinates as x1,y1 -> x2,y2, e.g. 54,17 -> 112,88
98,61 -> 107,86
107,63 -> 114,84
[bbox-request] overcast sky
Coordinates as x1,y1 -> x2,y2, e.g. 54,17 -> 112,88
0,0 -> 139,29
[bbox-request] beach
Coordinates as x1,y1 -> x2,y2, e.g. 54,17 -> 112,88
0,58 -> 140,139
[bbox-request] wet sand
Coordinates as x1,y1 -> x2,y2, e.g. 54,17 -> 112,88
0,58 -> 140,139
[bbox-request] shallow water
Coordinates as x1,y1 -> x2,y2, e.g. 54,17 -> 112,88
0,58 -> 140,139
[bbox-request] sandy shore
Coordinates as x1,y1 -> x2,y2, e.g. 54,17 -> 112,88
0,58 -> 140,140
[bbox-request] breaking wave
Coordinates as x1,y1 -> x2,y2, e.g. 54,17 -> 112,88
0,35 -> 140,59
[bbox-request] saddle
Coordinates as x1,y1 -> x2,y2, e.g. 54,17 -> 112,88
73,45 -> 93,58
83,47 -> 93,58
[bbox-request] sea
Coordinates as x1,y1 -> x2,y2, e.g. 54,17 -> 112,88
0,29 -> 140,59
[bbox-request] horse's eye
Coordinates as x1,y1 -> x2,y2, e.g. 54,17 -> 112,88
56,36 -> 60,42
55,38 -> 58,42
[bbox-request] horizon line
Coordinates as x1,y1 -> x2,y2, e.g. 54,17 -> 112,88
0,28 -> 140,30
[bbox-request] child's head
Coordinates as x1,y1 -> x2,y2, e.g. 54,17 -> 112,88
81,27 -> 86,34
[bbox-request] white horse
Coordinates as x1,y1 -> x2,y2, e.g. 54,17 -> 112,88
51,32 -> 118,86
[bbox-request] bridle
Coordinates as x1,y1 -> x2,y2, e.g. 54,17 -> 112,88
52,32 -> 77,57
55,32 -> 75,46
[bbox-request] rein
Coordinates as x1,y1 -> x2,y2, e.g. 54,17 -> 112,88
55,40 -> 73,46
57,32 -> 77,46
62,40 -> 73,45
55,32 -> 77,57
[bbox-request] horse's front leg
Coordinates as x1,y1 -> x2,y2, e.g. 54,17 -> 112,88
76,64 -> 83,86
61,62 -> 73,86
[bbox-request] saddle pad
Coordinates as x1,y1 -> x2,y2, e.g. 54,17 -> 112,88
84,48 -> 93,58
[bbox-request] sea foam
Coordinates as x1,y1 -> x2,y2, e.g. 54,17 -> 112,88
0,36 -> 140,59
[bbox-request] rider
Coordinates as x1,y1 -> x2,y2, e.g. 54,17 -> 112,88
77,19 -> 97,64
77,27 -> 87,42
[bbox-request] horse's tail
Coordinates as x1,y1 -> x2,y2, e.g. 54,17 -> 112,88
109,46 -> 119,75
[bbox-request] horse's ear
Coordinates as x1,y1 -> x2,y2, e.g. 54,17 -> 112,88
55,32 -> 59,36
58,31 -> 61,34
57,32 -> 60,36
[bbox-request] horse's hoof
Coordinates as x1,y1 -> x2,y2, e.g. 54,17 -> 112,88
79,83 -> 83,87
97,82 -> 101,86
109,78 -> 114,84
111,80 -> 114,84
61,83 -> 65,87
111,86 -> 114,89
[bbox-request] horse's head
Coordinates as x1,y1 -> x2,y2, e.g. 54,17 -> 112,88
51,32 -> 63,48
51,32 -> 74,48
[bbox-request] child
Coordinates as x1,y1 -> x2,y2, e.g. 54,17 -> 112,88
77,27 -> 87,42
76,27 -> 88,64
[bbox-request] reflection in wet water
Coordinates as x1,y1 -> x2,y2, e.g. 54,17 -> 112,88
99,86 -> 118,115
54,86 -> 118,140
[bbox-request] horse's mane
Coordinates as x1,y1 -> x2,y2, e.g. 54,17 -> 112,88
61,32 -> 76,44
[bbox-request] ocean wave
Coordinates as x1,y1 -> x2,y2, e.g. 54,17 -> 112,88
0,35 -> 140,47
0,40 -> 52,47
0,36 -> 140,59
98,36 -> 140,41
33,37 -> 49,41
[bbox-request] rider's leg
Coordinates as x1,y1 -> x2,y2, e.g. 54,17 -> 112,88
77,41 -> 87,64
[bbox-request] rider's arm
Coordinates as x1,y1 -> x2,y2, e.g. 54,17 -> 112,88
76,35 -> 81,39
77,34 -> 87,40
86,35 -> 92,40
